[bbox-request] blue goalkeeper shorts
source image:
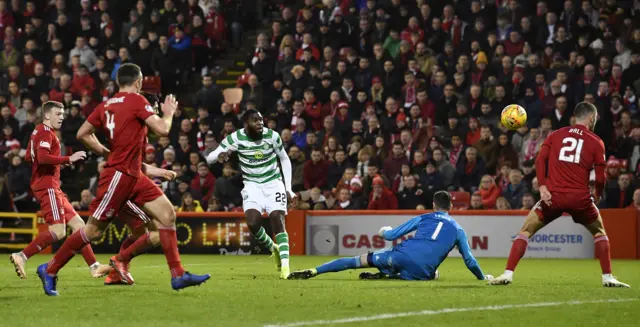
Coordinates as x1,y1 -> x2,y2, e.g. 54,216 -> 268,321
367,248 -> 436,281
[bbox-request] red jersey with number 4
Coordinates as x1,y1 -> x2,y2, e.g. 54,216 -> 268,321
541,124 -> 605,195
25,124 -> 69,191
87,92 -> 154,178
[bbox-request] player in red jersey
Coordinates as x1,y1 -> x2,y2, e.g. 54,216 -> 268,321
489,102 -> 630,287
9,101 -> 111,279
37,64 -> 209,296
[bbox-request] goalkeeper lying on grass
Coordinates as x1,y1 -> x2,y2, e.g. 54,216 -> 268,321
288,191 -> 493,281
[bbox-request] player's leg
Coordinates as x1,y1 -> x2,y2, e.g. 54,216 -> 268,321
264,182 -> 292,278
489,204 -> 549,285
140,194 -> 210,289
288,254 -> 370,280
268,210 -> 290,278
580,209 -> 630,288
38,170 -> 133,296
10,190 -> 61,279
67,215 -> 112,277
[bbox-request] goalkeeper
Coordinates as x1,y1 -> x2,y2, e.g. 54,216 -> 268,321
288,191 -> 493,281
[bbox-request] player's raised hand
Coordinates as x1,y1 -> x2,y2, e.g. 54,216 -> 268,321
69,151 -> 87,163
161,94 -> 178,117
159,169 -> 177,181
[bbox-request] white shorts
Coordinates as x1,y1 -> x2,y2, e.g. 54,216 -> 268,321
241,180 -> 288,215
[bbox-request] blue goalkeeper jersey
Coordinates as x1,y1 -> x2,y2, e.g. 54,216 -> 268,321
380,211 -> 485,280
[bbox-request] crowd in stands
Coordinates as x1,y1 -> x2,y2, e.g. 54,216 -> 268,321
2,0 -> 640,216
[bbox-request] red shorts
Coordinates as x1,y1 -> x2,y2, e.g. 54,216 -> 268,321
128,174 -> 164,208
120,200 -> 151,230
89,168 -> 138,221
534,192 -> 600,225
33,188 -> 77,225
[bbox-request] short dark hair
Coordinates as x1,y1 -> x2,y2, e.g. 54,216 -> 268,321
242,109 -> 261,123
42,101 -> 63,114
392,140 -> 403,147
116,63 -> 142,87
311,147 -> 322,153
574,102 -> 597,119
433,191 -> 452,211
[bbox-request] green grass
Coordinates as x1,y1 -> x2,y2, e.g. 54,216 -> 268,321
0,255 -> 638,327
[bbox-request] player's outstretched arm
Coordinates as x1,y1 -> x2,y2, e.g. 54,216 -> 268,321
77,121 -> 109,156
206,135 -> 237,164
379,216 -> 421,241
143,162 -> 177,180
456,229 -> 486,280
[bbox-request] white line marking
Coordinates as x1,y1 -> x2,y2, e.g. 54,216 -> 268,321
263,298 -> 638,327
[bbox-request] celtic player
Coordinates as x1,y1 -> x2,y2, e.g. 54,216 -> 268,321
206,109 -> 296,279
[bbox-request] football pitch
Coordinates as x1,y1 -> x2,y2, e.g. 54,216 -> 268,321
0,255 -> 638,327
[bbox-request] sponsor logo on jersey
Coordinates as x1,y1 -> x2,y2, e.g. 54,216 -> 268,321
39,141 -> 51,149
105,97 -> 125,106
254,150 -> 264,160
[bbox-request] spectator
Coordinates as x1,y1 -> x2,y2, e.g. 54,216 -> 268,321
521,193 -> 536,210
60,104 -> 84,151
383,140 -> 409,182
628,189 -> 640,209
8,155 -> 30,212
72,189 -> 94,211
603,173 -> 634,208
454,147 -> 485,192
367,176 -> 398,209
195,75 -> 223,114
397,175 -> 425,209
68,37 -> 98,71
289,145 -> 305,192
495,196 -> 512,210
178,192 -> 204,212
479,174 -> 502,209
474,125 -> 498,172
502,169 -> 527,209
327,149 -> 348,189
432,148 -> 455,189
303,148 -> 329,190
469,192 -> 484,210
213,163 -> 241,210
333,188 -> 355,210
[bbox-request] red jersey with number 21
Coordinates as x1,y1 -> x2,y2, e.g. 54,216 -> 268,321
541,124 -> 606,195
87,92 -> 154,178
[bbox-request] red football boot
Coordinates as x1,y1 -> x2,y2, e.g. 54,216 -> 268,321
109,256 -> 135,285
104,269 -> 130,285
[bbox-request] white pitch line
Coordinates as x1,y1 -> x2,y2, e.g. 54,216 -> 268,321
0,263 -> 214,272
263,298 -> 638,327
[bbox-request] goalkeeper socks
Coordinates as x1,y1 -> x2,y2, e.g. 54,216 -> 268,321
47,229 -> 90,275
22,230 -> 57,258
275,232 -> 289,268
255,227 -> 276,251
506,234 -> 529,271
316,256 -> 361,274
118,232 -> 152,262
594,235 -> 612,274
159,227 -> 185,278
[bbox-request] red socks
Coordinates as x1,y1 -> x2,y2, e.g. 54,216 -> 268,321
119,236 -> 135,253
46,229 -> 90,275
594,235 -> 612,274
159,228 -> 185,278
22,231 -> 56,258
506,234 -> 529,271
118,233 -> 151,262
80,244 -> 97,266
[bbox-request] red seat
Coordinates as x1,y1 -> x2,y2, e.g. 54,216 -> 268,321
142,76 -> 161,95
449,191 -> 470,210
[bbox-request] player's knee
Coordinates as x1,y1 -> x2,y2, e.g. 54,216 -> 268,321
155,209 -> 176,228
48,225 -> 67,240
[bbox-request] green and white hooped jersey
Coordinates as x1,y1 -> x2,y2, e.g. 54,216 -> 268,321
219,128 -> 285,184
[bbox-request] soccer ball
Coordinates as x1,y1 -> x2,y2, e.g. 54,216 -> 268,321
501,104 -> 527,130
